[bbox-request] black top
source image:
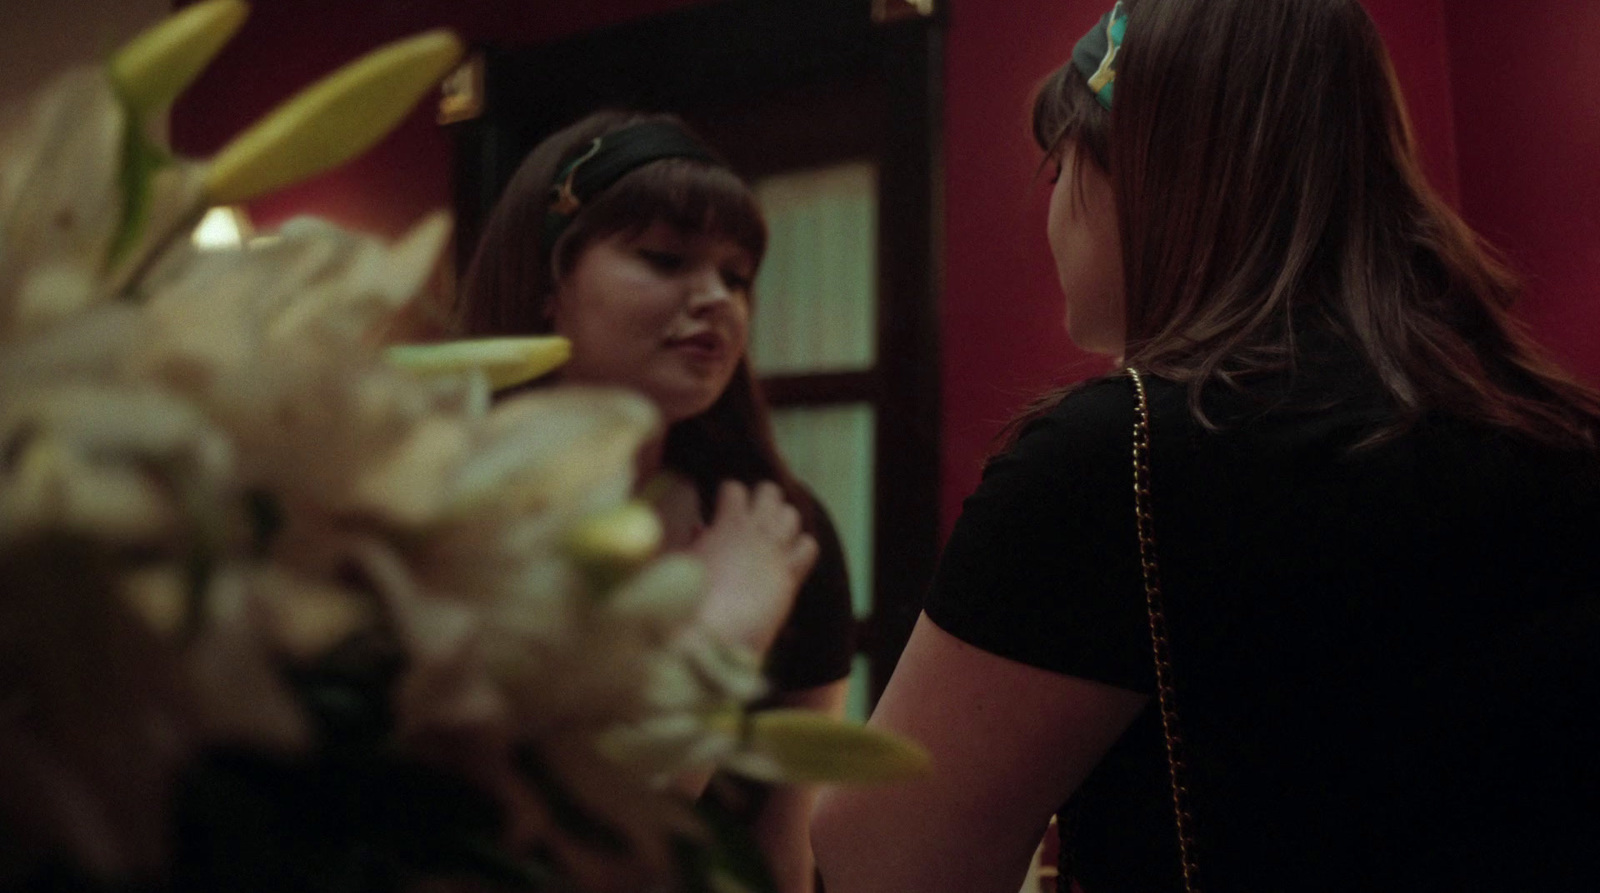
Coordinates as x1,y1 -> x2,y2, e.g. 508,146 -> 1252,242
763,496 -> 856,692
925,360 -> 1600,892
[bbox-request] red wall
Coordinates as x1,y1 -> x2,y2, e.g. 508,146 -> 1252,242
940,0 -> 1107,536
1364,0 -> 1460,205
1444,0 -> 1600,387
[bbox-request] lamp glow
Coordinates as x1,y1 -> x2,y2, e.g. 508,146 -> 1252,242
191,205 -> 250,250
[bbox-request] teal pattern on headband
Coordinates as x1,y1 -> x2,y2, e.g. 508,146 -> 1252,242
1071,1 -> 1128,109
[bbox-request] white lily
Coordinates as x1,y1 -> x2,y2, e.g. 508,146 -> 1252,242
0,71 -> 123,335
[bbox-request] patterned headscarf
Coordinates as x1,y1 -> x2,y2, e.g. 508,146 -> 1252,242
1071,1 -> 1129,109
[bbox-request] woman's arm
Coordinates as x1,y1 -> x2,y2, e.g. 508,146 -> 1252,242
750,679 -> 849,893
811,614 -> 1147,893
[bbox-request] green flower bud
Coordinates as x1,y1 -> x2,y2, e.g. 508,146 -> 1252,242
204,30 -> 462,204
386,336 -> 572,390
109,0 -> 249,119
734,709 -> 933,784
567,502 -> 665,575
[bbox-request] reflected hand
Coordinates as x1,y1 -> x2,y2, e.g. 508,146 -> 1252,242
692,480 -> 819,654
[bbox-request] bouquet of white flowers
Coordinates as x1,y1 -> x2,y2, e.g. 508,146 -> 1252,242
0,4 -> 925,891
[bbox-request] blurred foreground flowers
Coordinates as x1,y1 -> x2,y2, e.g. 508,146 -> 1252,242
0,4 -> 925,892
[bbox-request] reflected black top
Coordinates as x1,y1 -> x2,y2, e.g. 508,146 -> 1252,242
707,492 -> 855,827
764,495 -> 856,692
926,354 -> 1600,892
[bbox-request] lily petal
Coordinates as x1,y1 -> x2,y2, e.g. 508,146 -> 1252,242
204,31 -> 462,203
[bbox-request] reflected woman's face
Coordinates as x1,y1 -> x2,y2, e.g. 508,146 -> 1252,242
550,220 -> 754,423
1047,142 -> 1125,356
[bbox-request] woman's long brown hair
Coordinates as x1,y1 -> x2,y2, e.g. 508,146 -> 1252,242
1019,0 -> 1600,451
456,110 -> 820,523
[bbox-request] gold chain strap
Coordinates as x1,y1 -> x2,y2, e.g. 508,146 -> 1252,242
1128,367 -> 1202,893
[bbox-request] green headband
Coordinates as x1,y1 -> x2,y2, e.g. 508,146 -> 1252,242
1071,1 -> 1128,109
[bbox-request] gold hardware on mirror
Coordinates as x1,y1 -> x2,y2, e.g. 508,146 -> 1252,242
872,0 -> 937,24
438,52 -> 484,124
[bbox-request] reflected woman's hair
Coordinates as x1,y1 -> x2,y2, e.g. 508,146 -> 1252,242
457,110 -> 764,338
457,110 -> 815,523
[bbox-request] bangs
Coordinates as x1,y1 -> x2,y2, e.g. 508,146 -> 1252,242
1032,62 -> 1111,171
568,158 -> 768,263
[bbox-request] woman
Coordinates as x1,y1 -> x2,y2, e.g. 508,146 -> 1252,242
812,1 -> 1600,891
458,111 -> 855,892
